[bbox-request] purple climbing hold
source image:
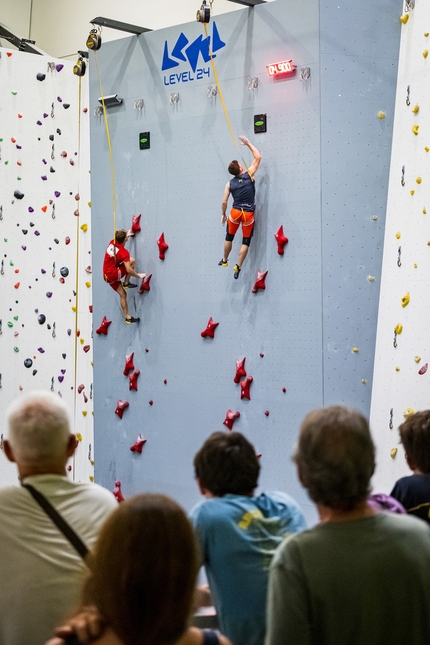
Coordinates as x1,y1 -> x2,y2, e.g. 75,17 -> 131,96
34,309 -> 39,313
28,207 -> 34,213
42,159 -> 47,164
41,269 -> 46,274
58,375 -> 64,382
56,64 -> 64,72
34,231 -> 40,236
61,369 -> 66,374
37,347 -> 45,353
57,96 -> 63,102
41,176 -> 47,180
54,191 -> 61,198
46,292 -> 52,298
16,145 -> 22,150
43,113 -> 48,118
36,121 -> 42,125
67,329 -> 71,336
21,246 -> 27,250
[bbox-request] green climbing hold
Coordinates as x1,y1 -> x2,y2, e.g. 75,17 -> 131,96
9,261 -> 13,265
17,177 -> 21,180
0,138 -> 3,142
14,347 -> 19,352
13,315 -> 18,320
3,238 -> 7,242
11,92 -> 17,96
8,322 -> 13,328
5,161 -> 9,165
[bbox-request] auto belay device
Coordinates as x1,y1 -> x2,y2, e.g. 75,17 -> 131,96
196,0 -> 211,23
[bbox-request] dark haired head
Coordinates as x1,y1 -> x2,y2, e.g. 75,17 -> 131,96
115,229 -> 128,244
399,410 -> 430,473
83,494 -> 198,645
294,406 -> 375,511
228,160 -> 241,176
194,431 -> 260,497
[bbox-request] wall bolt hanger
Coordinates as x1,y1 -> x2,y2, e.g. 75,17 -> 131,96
207,85 -> 217,98
300,67 -> 311,81
248,77 -> 258,90
170,92 -> 180,104
134,99 -> 144,110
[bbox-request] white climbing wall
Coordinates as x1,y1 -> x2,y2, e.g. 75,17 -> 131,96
370,3 -> 430,492
0,48 -> 94,486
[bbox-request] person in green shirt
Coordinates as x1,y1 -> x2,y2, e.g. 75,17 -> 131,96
265,405 -> 430,645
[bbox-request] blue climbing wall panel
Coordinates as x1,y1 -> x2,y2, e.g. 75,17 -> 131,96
89,0 -> 400,522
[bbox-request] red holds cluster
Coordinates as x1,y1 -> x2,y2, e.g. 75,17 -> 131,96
223,410 -> 241,430
234,357 -> 247,383
123,353 -> 135,375
96,315 -> 112,335
240,375 -> 253,400
130,434 -> 147,453
115,400 -> 129,419
129,370 -> 140,391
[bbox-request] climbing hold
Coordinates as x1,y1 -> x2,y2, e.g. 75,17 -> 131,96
423,50 -> 429,58
131,214 -> 141,233
138,273 -> 152,294
274,226 -> 289,255
403,408 -> 415,418
13,347 -> 19,353
361,379 -> 367,384
113,481 -> 124,502
240,375 -> 253,400
65,236 -> 70,245
85,266 -> 92,273
61,152 -> 67,158
129,370 -> 140,391
414,356 -> 421,363
82,411 -> 87,416
401,292 -> 410,308
395,366 -> 400,372
164,379 -> 167,384
32,370 -> 37,376
264,410 -> 270,416
412,124 -> 420,135
149,400 -> 153,406
83,345 -> 90,353
38,348 -> 45,353
85,282 -> 91,288
260,353 -> 264,358
130,434 -> 147,454
411,104 -> 420,114
377,111 -> 385,119
13,190 -> 24,200
425,32 -> 429,37
282,387 -> 286,393
416,177 -> 422,184
390,448 -> 398,459
367,276 -> 375,282
201,317 -> 219,339
46,292 -> 52,298
80,224 -> 88,232
158,232 -> 169,260
252,270 -> 268,293
234,357 -> 247,384
419,363 -> 428,375
60,267 -> 69,277
423,208 -> 427,214
426,147 -> 430,153
352,347 -> 359,353
75,194 -> 80,201
96,316 -> 112,335
414,263 -> 418,268
223,410 -> 240,430
123,353 -> 135,375
394,324 -> 403,335
400,14 -> 409,24
41,176 -> 47,181
77,384 -> 85,394
63,104 -> 70,109
115,400 -> 129,418
410,190 -> 415,195
36,73 -> 46,81
6,52 -> 12,57
54,191 -> 61,198
14,282 -> 20,289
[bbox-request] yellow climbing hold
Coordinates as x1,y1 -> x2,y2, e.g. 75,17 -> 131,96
80,223 -> 88,232
395,366 -> 400,372
425,32 -> 429,37
367,276 -> 375,282
71,306 -> 77,312
390,448 -> 398,459
361,379 -> 367,384
82,410 -> 87,416
85,281 -> 91,288
425,147 -> 429,152
414,263 -> 418,268
352,347 -> 359,353
423,50 -> 429,58
372,215 -> 378,220
410,190 -> 415,195
395,232 -> 401,239
80,338 -> 85,345
423,207 -> 427,214
90,460 -> 95,466
89,476 -> 94,482
416,177 -> 422,184
403,408 -> 415,418
88,201 -> 92,207
412,104 -> 420,113
415,356 -> 421,363
400,14 -> 409,23
76,433 -> 83,441
412,124 -> 420,135
394,324 -> 403,335
377,111 -> 385,119
401,292 -> 410,308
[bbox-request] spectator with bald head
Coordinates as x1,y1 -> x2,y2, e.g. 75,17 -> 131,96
0,391 -> 117,645
265,405 -> 430,645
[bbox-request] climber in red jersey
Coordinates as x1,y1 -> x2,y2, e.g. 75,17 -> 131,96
103,229 -> 145,324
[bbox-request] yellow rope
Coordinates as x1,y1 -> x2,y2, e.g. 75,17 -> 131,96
203,23 -> 250,174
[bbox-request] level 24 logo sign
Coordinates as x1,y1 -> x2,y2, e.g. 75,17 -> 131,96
162,22 -> 225,85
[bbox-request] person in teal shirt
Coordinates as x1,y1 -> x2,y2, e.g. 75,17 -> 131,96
189,431 -> 306,645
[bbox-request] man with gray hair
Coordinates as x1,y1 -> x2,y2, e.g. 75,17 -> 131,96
265,406 -> 430,645
0,391 -> 117,645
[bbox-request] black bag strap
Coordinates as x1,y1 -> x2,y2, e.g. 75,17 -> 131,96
22,483 -> 89,562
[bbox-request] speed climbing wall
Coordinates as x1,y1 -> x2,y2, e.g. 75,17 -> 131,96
371,1 -> 430,492
0,50 -> 94,485
89,0 -> 400,519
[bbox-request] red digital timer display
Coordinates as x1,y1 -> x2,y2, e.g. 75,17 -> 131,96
266,60 -> 295,76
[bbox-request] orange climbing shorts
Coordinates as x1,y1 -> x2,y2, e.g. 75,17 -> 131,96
227,208 -> 255,239
104,265 -> 127,291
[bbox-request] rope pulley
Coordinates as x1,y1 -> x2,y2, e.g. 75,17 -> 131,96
196,0 -> 211,23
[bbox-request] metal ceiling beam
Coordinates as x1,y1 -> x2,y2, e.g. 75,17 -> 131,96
90,17 -> 152,35
226,0 -> 266,5
0,21 -> 49,55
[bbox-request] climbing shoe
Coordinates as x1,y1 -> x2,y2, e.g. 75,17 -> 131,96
126,316 -> 140,324
123,282 -> 137,289
218,259 -> 228,267
233,264 -> 241,279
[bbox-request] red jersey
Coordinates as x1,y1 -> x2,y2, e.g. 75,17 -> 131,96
103,240 -> 130,281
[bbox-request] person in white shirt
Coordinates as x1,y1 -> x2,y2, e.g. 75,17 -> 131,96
0,391 -> 117,645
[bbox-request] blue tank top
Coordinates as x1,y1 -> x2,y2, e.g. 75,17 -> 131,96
230,173 -> 255,211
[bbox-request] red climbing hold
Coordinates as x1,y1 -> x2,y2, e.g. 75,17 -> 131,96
83,345 -> 90,353
138,273 -> 152,294
223,410 -> 241,430
7,52 -> 12,57
123,352 -> 134,375
14,282 -> 20,289
65,236 -> 70,245
130,434 -> 147,454
96,315 -> 112,335
131,214 -> 141,234
282,387 -> 286,393
164,379 -> 167,384
77,384 -> 85,394
201,317 -> 219,339
275,226 -> 289,255
158,232 -> 169,260
89,305 -> 93,313
419,363 -> 428,375
234,357 -> 247,383
149,400 -> 153,406
252,270 -> 268,293
113,480 -> 124,502
115,400 -> 129,418
129,369 -> 140,391
264,410 -> 270,417
41,206 -> 47,212
240,375 -> 253,400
